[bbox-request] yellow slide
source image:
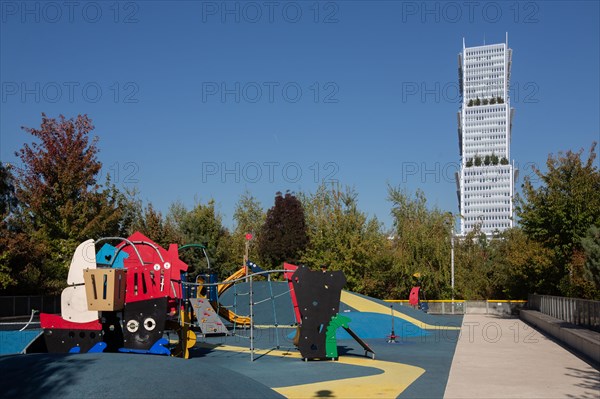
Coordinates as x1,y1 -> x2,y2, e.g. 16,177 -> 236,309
216,266 -> 251,324
195,266 -> 252,325
217,266 -> 247,295
217,306 -> 251,326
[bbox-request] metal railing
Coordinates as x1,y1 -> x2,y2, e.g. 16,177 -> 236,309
384,299 -> 527,315
528,294 -> 600,332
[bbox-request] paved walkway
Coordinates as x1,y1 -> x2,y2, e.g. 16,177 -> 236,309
444,315 -> 600,398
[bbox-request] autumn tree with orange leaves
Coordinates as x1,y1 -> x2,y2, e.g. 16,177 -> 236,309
2,114 -> 130,294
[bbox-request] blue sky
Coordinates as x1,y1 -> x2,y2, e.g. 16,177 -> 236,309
1,1 -> 599,230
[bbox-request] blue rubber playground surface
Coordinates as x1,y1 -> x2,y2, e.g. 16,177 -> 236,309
1,284 -> 463,398
1,330 -> 42,355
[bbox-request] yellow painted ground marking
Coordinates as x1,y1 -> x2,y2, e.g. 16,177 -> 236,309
197,343 -> 300,358
341,291 -> 460,330
202,343 -> 425,398
274,355 -> 425,398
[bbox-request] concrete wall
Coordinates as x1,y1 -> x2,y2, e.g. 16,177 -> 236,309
520,309 -> 600,366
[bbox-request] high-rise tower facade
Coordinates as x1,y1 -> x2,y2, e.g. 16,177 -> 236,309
456,36 -> 515,236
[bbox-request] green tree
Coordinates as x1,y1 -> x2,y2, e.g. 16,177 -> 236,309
491,228 -> 554,299
517,142 -> 600,297
491,153 -> 499,166
1,163 -> 50,294
168,200 -> 235,278
453,227 -> 498,299
0,162 -> 17,217
231,191 -> 265,266
581,225 -> 600,291
128,200 -> 181,248
300,183 -> 389,295
0,226 -> 47,294
0,162 -> 18,289
11,114 -> 129,293
387,187 -> 453,299
258,191 -> 308,268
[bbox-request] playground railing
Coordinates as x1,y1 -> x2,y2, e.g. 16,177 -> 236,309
385,299 -> 527,316
527,294 -> 600,332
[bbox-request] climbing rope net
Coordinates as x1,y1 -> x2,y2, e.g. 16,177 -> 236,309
181,269 -> 295,361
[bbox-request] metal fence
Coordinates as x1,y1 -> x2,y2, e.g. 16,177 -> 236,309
0,296 -> 60,318
385,300 -> 527,316
528,294 -> 600,332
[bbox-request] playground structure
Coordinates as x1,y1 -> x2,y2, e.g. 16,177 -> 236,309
409,273 -> 429,313
30,232 -> 196,358
25,232 -> 374,361
288,264 -> 375,360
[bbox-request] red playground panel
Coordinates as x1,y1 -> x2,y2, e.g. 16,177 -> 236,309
118,232 -> 189,302
40,313 -> 102,331
283,262 -> 301,324
409,287 -> 420,307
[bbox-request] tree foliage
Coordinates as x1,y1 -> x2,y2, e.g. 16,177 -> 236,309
231,191 -> 265,266
128,200 -> 181,248
168,200 -> 235,279
517,142 -> 600,297
300,183 -> 388,294
258,191 -> 308,268
0,163 -> 18,289
15,114 -> 125,239
491,228 -> 554,299
453,228 -> 496,300
4,114 -> 130,294
0,162 -> 17,217
581,225 -> 600,290
1,163 -> 55,293
387,187 -> 453,299
0,228 -> 48,293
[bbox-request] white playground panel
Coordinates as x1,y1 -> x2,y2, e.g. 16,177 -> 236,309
62,240 -> 99,323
